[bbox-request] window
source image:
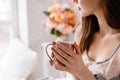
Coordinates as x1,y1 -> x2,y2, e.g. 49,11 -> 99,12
0,0 -> 12,21
0,0 -> 12,58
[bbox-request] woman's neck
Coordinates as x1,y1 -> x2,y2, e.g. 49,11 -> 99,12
94,10 -> 119,37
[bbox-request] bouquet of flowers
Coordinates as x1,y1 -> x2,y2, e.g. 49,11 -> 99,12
44,3 -> 78,37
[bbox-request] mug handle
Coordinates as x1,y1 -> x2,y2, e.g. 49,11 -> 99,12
45,43 -> 53,61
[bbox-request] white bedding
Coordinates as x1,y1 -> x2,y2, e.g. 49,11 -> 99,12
0,38 -> 37,80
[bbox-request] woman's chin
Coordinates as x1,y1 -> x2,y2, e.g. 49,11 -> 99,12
81,13 -> 93,17
81,14 -> 88,18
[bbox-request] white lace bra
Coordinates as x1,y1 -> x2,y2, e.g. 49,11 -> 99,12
82,43 -> 120,80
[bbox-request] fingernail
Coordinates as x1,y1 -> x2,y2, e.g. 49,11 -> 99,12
51,47 -> 53,50
51,53 -> 55,57
74,42 -> 76,44
49,60 -> 53,66
71,42 -> 75,45
52,41 -> 56,45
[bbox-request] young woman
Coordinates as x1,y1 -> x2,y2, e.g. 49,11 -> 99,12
50,0 -> 120,80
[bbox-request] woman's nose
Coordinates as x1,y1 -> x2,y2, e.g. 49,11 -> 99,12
72,0 -> 78,3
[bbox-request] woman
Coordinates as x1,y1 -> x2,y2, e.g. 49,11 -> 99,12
50,0 -> 120,80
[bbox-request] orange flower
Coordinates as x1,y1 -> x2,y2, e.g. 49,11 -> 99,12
44,3 -> 79,37
65,10 -> 74,19
54,12 -> 62,23
48,6 -> 55,13
68,18 -> 75,25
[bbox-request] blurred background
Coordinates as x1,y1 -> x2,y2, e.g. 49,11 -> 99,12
0,0 -> 80,80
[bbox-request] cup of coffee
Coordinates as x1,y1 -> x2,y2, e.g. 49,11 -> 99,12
45,41 -> 74,62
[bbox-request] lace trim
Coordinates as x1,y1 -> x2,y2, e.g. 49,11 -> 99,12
109,74 -> 120,80
86,43 -> 120,64
94,74 -> 120,80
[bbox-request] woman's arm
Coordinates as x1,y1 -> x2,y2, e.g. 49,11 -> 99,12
71,73 -> 80,80
74,65 -> 97,80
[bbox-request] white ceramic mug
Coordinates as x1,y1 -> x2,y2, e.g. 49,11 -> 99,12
45,41 -> 74,61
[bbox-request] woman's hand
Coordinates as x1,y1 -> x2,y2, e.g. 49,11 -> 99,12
51,42 -> 85,76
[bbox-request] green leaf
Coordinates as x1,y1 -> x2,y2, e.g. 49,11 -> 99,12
50,28 -> 62,37
43,11 -> 51,16
51,28 -> 55,34
55,30 -> 62,37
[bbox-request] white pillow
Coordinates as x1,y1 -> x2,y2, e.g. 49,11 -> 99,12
0,38 -> 37,80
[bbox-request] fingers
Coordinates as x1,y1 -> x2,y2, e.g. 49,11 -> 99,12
51,52 -> 55,58
72,42 -> 81,54
52,41 -> 56,45
52,45 -> 75,66
56,43 -> 74,57
52,46 -> 72,61
49,42 -> 82,73
53,59 -> 69,71
53,50 -> 71,66
49,60 -> 54,66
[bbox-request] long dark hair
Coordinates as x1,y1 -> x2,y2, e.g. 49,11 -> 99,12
80,0 -> 120,53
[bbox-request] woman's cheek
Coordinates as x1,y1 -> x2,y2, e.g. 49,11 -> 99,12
78,0 -> 95,17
